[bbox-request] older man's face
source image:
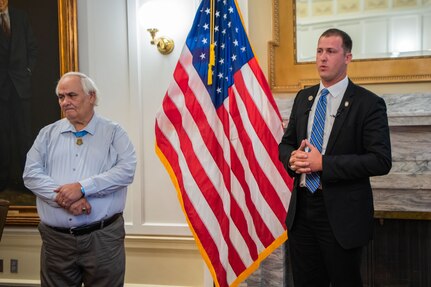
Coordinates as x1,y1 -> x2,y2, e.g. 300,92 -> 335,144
0,0 -> 8,12
57,76 -> 96,126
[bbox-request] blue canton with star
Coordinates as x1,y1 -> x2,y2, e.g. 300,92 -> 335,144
186,0 -> 254,109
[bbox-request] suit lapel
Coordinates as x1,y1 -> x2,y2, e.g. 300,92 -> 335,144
326,81 -> 356,154
299,86 -> 319,140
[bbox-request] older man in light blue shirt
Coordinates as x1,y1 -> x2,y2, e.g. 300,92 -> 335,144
23,71 -> 136,287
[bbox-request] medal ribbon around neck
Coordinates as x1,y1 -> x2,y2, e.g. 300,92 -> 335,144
73,130 -> 89,145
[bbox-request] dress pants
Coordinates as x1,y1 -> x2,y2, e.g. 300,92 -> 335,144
288,187 -> 363,287
38,215 -> 126,287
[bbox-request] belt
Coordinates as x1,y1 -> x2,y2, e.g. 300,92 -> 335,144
47,213 -> 122,236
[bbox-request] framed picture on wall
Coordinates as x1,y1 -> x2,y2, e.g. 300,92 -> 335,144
2,0 -> 78,226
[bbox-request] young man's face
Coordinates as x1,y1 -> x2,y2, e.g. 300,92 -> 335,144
0,0 -> 8,12
316,35 -> 352,87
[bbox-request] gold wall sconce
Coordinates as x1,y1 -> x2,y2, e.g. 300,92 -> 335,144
147,28 -> 175,55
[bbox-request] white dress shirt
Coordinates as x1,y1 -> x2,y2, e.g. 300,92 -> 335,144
300,76 -> 348,187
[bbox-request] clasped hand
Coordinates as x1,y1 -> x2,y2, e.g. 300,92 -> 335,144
289,139 -> 323,174
54,182 -> 92,215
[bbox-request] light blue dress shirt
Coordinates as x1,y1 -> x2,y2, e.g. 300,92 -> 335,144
23,113 -> 137,228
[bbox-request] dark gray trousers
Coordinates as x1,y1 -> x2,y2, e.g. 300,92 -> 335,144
38,215 -> 126,287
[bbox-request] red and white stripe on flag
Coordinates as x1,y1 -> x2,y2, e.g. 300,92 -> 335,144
155,0 -> 293,286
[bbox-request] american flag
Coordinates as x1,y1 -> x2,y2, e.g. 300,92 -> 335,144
155,0 -> 293,286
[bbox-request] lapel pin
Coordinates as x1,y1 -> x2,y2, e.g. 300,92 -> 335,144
308,95 -> 313,101
345,101 -> 349,107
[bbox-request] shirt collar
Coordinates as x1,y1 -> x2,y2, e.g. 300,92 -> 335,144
319,76 -> 349,99
60,113 -> 98,135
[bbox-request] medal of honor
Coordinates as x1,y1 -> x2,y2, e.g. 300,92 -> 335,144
73,130 -> 89,145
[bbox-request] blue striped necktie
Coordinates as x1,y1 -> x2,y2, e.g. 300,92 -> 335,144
306,88 -> 329,193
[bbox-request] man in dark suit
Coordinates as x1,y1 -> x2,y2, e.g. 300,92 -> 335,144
0,0 -> 37,190
279,28 -> 392,286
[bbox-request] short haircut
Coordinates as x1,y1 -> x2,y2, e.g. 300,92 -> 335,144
320,28 -> 352,53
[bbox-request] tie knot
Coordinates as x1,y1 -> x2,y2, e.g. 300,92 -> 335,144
321,88 -> 329,97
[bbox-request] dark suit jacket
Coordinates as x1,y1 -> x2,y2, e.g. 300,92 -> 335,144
0,7 -> 38,100
279,80 -> 392,249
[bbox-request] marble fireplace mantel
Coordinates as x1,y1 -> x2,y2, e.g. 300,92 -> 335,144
372,93 -> 431,219
383,93 -> 431,126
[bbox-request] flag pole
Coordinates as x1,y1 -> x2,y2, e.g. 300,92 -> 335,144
207,0 -> 215,85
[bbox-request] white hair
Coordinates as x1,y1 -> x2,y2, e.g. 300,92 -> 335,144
56,71 -> 100,105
